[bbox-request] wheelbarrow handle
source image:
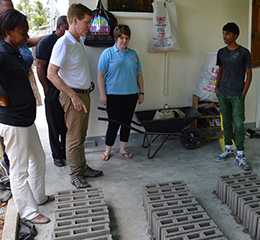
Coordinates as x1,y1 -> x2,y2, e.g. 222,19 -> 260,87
98,117 -> 109,121
98,107 -> 143,127
98,117 -> 144,134
98,106 -> 107,111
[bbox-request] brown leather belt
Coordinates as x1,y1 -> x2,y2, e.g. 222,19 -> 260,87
72,88 -> 90,94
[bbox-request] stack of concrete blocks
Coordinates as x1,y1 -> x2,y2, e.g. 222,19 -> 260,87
51,188 -> 113,240
217,171 -> 260,240
143,181 -> 227,240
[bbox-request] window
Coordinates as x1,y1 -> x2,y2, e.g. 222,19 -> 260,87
108,0 -> 153,12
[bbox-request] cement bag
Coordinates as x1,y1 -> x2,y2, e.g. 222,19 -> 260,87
151,0 -> 181,53
193,52 -> 219,102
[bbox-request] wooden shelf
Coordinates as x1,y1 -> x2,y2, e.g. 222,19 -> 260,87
199,115 -> 220,119
192,94 -> 220,139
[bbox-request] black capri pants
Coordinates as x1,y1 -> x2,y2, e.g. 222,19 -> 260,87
105,94 -> 138,146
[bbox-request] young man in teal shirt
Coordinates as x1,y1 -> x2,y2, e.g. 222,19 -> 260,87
215,22 -> 252,171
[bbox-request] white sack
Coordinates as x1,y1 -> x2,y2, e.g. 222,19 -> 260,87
193,52 -> 219,102
151,0 -> 181,53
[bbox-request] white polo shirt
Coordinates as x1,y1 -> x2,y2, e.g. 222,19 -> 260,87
50,30 -> 91,89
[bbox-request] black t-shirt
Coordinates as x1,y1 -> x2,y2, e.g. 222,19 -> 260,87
36,32 -> 58,68
0,40 -> 36,127
216,45 -> 252,96
36,32 -> 59,99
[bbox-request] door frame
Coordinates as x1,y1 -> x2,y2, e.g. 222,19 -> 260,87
249,0 -> 260,128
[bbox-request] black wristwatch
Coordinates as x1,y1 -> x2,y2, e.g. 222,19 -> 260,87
139,92 -> 144,95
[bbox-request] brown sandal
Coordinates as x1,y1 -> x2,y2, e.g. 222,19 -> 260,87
30,214 -> 50,224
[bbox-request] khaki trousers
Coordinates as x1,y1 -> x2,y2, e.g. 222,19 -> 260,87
59,92 -> 90,177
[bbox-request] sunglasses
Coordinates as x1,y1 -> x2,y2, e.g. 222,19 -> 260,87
116,25 -> 130,30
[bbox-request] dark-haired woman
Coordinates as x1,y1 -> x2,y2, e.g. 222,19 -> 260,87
98,24 -> 144,161
0,9 -> 53,224
0,0 -> 43,176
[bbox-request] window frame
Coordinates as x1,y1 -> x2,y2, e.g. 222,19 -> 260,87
107,0 -> 153,13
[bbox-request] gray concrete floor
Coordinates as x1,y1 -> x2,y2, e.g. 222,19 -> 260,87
32,74 -> 259,240
34,99 -> 259,240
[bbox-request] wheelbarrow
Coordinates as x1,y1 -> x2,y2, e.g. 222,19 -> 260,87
98,106 -> 208,159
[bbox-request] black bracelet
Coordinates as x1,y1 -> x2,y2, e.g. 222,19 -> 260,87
139,92 -> 144,95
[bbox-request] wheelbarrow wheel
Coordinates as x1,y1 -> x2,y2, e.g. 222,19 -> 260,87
180,127 -> 202,150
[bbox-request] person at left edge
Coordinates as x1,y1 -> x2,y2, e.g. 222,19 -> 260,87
36,16 -> 69,167
0,0 -> 45,176
0,8 -> 54,224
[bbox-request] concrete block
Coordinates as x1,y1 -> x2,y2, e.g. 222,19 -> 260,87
143,185 -> 190,207
55,188 -> 103,198
241,201 -> 255,227
164,227 -> 224,239
147,197 -> 198,226
143,181 -> 188,205
224,178 -> 260,205
243,202 -> 260,231
143,181 -> 187,191
52,223 -> 110,240
217,179 -> 236,203
218,174 -> 258,204
247,206 -> 260,237
55,206 -> 109,221
55,192 -> 104,204
144,191 -> 194,213
255,214 -> 260,240
217,172 -> 257,201
155,212 -> 211,240
163,220 -> 217,240
226,180 -> 260,211
229,187 -> 260,218
160,219 -> 215,240
210,238 -> 228,240
86,235 -> 113,240
151,205 -> 204,232
85,139 -> 97,148
54,215 -> 110,231
237,194 -> 260,221
55,198 -> 106,212
147,196 -> 191,221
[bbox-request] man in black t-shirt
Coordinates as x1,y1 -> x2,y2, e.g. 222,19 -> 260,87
214,22 -> 252,171
36,16 -> 68,167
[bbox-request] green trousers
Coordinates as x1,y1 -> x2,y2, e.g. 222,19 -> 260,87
217,92 -> 245,151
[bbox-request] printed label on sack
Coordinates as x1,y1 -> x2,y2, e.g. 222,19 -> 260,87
90,16 -> 110,36
202,79 -> 216,93
153,18 -> 172,47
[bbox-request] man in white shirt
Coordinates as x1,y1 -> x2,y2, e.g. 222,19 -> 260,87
48,3 -> 103,188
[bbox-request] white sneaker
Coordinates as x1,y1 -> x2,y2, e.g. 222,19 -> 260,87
235,154 -> 250,171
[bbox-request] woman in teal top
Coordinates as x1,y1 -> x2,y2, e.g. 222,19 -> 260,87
98,24 -> 144,161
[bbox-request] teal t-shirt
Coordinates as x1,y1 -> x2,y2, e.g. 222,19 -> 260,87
98,44 -> 142,95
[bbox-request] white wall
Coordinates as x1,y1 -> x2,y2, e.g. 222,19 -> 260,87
53,0 -> 69,15
67,0 -> 256,137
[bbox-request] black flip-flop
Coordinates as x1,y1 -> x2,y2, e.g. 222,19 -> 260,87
101,153 -> 110,161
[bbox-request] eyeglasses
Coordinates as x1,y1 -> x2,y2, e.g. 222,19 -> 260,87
116,25 -> 130,30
